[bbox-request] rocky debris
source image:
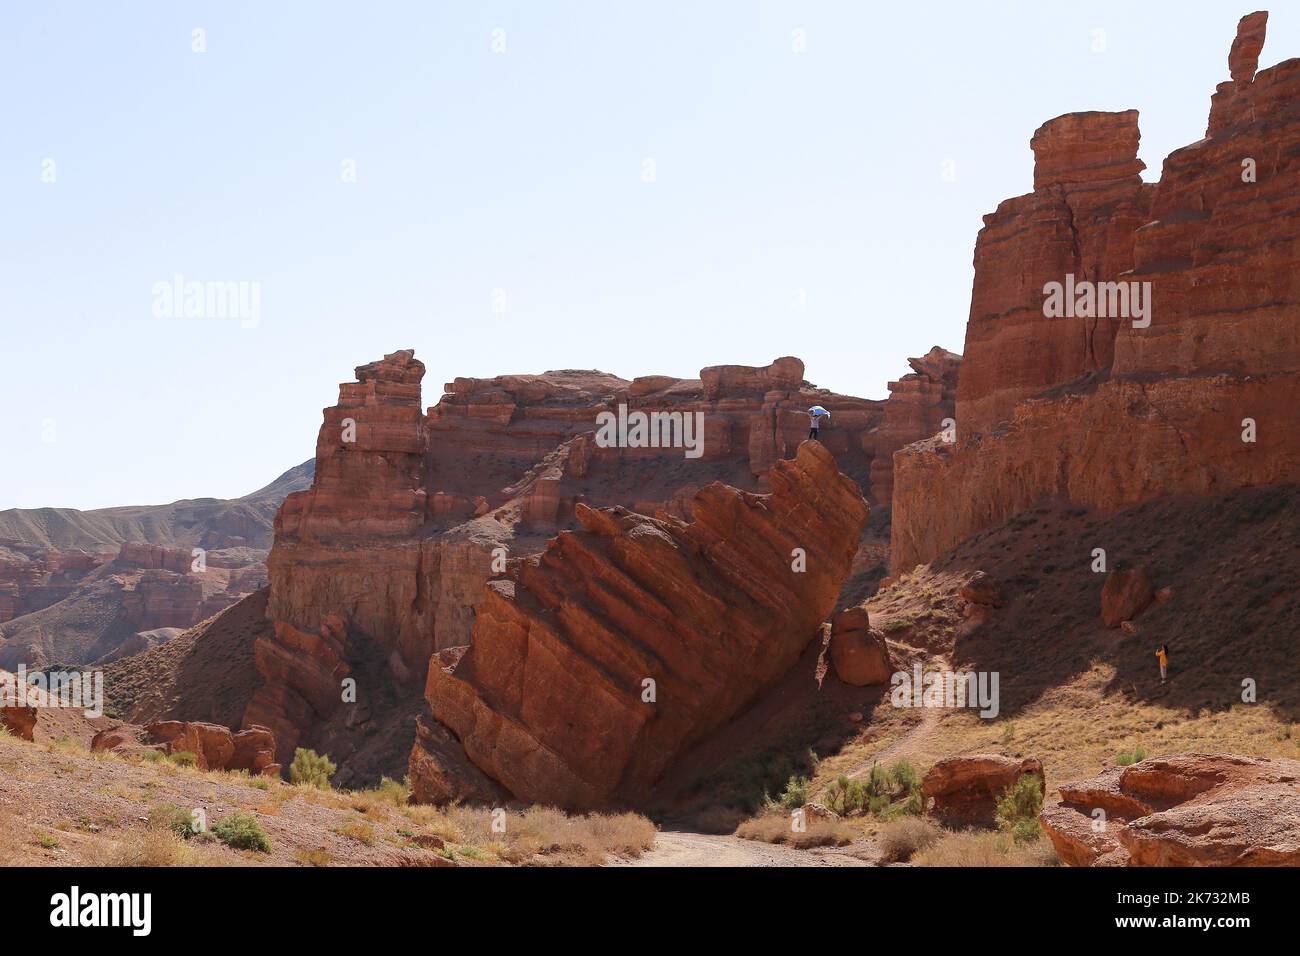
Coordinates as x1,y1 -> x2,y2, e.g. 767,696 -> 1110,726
892,13 -> 1300,571
410,442 -> 869,808
1040,753 -> 1300,866
922,754 -> 1045,827
1100,568 -> 1155,628
960,571 -> 1003,607
828,606 -> 893,686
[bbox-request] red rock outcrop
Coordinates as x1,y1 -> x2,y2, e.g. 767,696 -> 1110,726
892,13 -> 1300,571
138,723 -> 278,775
1040,753 -> 1300,866
828,606 -> 893,686
409,441 -> 869,807
922,754 -> 1045,827
1100,568 -> 1155,628
252,348 -> 952,779
953,110 -> 1153,438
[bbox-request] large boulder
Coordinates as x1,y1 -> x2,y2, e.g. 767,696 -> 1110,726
828,607 -> 893,686
1100,568 -> 1155,628
1040,754 -> 1300,866
145,720 -> 236,769
922,754 -> 1045,827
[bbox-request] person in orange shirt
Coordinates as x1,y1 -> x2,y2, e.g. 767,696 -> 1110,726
1156,643 -> 1168,683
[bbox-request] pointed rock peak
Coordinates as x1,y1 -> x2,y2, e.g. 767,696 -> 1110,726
1229,11 -> 1268,83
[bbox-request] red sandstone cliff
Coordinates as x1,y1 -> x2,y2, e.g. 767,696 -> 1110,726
410,441 -> 869,807
247,348 -> 951,783
892,12 -> 1299,572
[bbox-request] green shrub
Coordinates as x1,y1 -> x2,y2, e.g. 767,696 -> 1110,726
289,748 -> 337,789
775,774 -> 809,810
867,763 -> 891,797
899,783 -> 926,816
1114,746 -> 1147,767
996,773 -> 1043,831
889,759 -> 917,793
167,750 -> 198,767
823,775 -> 867,816
868,794 -> 891,817
377,776 -> 411,806
147,803 -> 200,839
1009,817 -> 1042,844
211,812 -> 272,853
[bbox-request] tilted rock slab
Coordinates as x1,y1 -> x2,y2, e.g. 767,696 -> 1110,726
1040,754 -> 1300,866
410,441 -> 869,808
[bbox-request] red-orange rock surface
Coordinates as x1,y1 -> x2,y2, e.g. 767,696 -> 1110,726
828,606 -> 893,686
892,14 -> 1300,571
138,719 -> 280,775
409,441 -> 869,807
953,110 -> 1153,438
1040,754 -> 1300,866
922,754 -> 1045,827
1100,568 -> 1155,628
252,348 -> 950,780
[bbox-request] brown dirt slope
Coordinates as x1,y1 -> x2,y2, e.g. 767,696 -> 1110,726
103,589 -> 268,729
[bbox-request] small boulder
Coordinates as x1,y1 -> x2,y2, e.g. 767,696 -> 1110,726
923,754 -> 1045,827
145,720 -> 236,770
828,607 -> 893,686
1101,569 -> 1155,628
960,571 -> 1003,607
800,802 -> 839,823
231,725 -> 279,776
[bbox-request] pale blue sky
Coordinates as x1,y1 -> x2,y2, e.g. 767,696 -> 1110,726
3,1 -> 1292,509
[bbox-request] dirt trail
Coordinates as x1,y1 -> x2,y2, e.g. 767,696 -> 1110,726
847,655 -> 947,778
614,830 -> 871,867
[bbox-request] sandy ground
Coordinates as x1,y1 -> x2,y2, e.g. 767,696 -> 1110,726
613,830 -> 872,867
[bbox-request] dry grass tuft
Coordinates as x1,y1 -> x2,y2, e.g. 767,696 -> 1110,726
736,811 -> 853,848
911,829 -> 1059,867
877,816 -> 944,862
83,827 -> 235,867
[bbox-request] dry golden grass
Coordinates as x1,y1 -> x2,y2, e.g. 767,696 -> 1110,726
877,816 -> 944,862
736,811 -> 854,848
926,662 -> 1300,786
82,827 -> 235,867
400,803 -> 656,865
334,820 -> 376,845
294,847 -> 333,867
912,829 -> 1059,867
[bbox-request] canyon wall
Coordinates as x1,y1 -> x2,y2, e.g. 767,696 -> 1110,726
248,348 -> 955,779
892,13 -> 1300,572
409,441 -> 869,807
